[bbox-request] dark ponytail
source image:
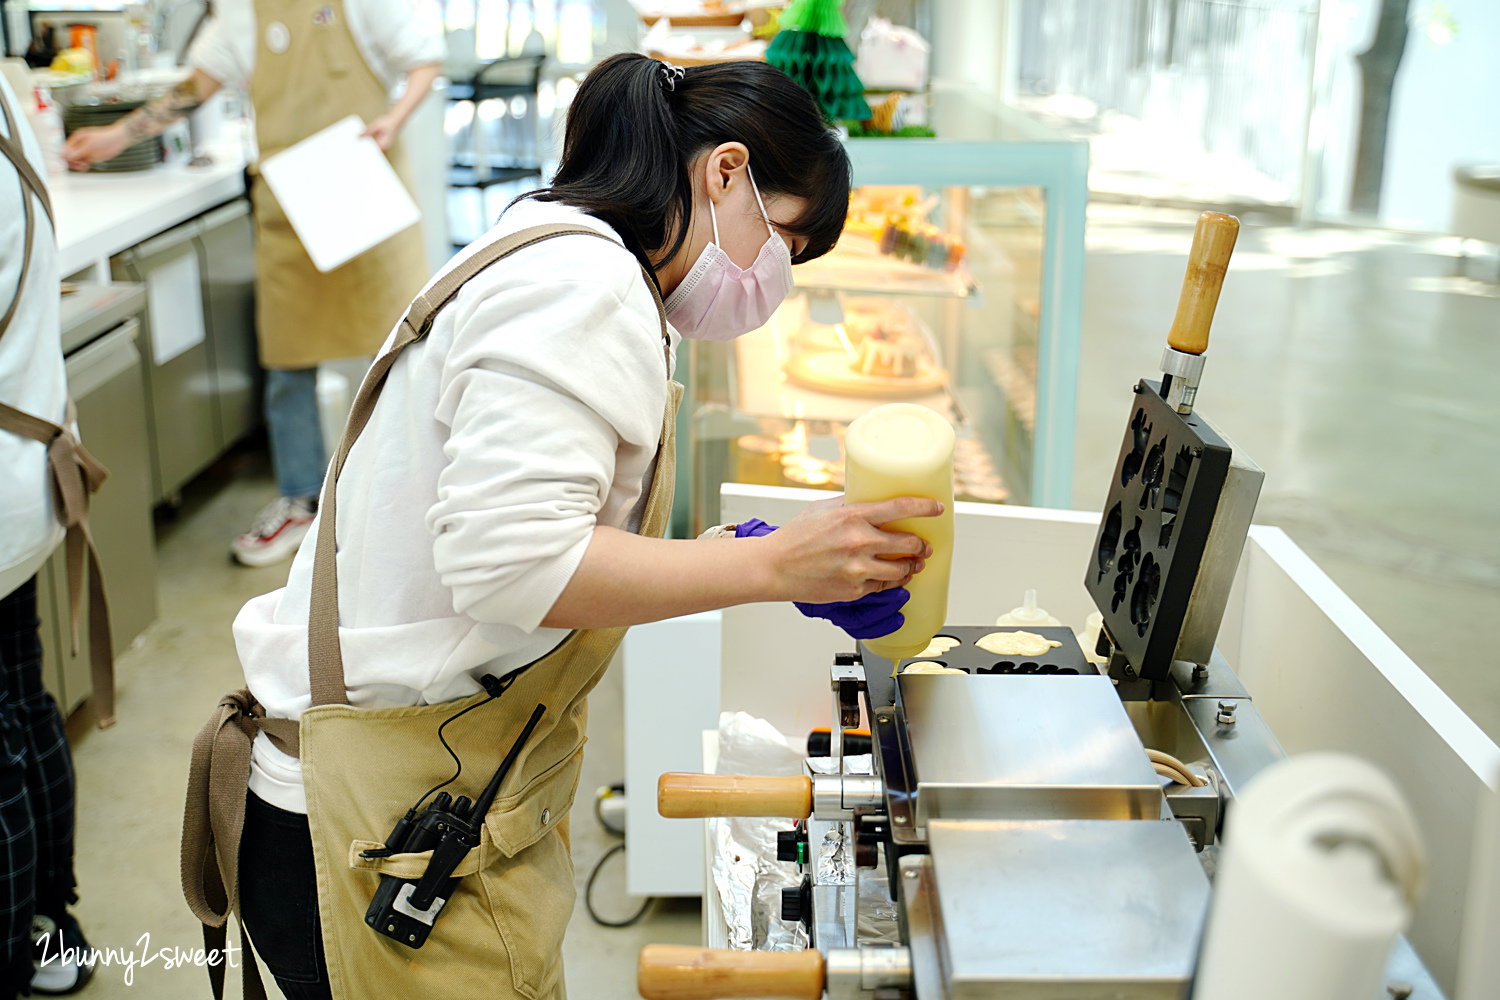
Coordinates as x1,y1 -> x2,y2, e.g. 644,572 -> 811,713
526,53 -> 851,274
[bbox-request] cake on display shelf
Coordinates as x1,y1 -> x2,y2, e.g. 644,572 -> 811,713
782,296 -> 947,396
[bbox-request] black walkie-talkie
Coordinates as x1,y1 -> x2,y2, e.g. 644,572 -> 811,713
364,703 -> 548,948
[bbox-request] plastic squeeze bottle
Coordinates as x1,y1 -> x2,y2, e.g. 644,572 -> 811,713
996,589 -> 1061,627
843,403 -> 955,666
1076,611 -> 1106,666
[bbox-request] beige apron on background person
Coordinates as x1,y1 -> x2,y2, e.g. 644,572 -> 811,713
248,0 -> 428,370
183,225 -> 681,1000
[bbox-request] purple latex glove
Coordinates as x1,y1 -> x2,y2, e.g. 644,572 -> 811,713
733,519 -> 910,640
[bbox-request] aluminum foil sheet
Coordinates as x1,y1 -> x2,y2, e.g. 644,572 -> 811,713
817,823 -> 853,886
709,817 -> 759,951
710,715 -> 889,951
711,713 -> 809,951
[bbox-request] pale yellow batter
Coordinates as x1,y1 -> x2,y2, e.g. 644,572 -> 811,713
917,636 -> 961,658
902,662 -> 965,675
976,631 -> 1063,658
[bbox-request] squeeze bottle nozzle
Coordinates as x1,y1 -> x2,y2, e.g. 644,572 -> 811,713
996,588 -> 1061,627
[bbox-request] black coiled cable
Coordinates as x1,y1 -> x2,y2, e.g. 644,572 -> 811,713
585,784 -> 654,928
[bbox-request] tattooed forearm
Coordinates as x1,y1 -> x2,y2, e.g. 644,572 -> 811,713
119,78 -> 206,143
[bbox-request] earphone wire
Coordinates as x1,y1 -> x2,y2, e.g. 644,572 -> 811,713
410,692 -> 497,812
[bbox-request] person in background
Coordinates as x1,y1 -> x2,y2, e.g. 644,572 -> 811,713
0,75 -> 96,998
63,0 -> 444,566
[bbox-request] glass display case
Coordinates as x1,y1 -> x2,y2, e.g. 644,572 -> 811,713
677,85 -> 1088,535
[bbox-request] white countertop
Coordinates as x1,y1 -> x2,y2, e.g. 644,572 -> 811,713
53,131 -> 252,278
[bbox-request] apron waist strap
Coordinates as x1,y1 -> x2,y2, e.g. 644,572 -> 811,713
182,690 -> 300,925
181,689 -> 297,999
0,399 -> 116,727
202,921 -> 268,1000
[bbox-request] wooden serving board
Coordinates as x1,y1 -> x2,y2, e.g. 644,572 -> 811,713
783,349 -> 948,398
641,13 -> 746,27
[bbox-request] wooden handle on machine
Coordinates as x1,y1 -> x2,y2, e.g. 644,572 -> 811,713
1166,211 -> 1240,355
657,773 -> 813,819
638,945 -> 824,1000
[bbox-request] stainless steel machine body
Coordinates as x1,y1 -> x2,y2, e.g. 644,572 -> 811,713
907,820 -> 1211,1000
786,635 -> 1444,999
830,648 -> 1215,998
900,673 -> 1162,825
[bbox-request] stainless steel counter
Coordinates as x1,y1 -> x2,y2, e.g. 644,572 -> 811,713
36,283 -> 156,714
52,129 -> 250,279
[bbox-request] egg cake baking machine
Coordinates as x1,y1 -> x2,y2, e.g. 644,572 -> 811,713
634,214 -> 1440,999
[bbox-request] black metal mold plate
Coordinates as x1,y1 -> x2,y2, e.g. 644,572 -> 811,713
1086,381 -> 1231,681
859,627 -> 1095,707
904,625 -> 1095,676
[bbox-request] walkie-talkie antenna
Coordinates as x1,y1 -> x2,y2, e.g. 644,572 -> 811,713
472,703 -> 547,820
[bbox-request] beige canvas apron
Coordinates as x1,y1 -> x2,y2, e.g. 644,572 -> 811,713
0,96 -> 116,728
183,224 -> 680,1000
248,0 -> 428,370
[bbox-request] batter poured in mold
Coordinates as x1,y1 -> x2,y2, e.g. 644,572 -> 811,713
916,636 -> 961,658
902,661 -> 965,675
976,631 -> 1064,658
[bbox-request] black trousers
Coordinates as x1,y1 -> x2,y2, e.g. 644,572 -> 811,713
0,578 -> 78,999
239,791 -> 332,1000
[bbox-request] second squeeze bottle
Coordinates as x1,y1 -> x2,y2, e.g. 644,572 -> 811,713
842,403 -> 955,666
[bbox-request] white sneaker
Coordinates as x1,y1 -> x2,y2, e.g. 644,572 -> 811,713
31,913 -> 95,995
231,496 -> 316,567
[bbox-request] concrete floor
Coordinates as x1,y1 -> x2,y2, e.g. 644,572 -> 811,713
1074,206 -> 1500,741
58,207 -> 1499,995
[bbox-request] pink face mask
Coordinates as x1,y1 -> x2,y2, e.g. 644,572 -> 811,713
664,165 -> 795,341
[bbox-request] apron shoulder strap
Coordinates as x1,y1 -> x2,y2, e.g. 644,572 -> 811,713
0,94 -> 54,227
0,91 -> 55,344
306,223 -> 668,707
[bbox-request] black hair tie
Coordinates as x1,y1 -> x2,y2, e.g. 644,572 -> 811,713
658,61 -> 685,93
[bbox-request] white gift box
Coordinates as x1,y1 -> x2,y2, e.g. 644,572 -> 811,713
856,17 -> 930,92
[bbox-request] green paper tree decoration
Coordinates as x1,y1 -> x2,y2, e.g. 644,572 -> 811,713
765,0 -> 871,123
779,0 -> 847,35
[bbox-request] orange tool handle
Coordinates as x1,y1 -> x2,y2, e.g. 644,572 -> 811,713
1166,211 -> 1240,355
638,945 -> 824,1000
657,772 -> 813,819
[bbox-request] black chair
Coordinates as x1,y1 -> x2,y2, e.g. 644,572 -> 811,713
448,53 -> 546,190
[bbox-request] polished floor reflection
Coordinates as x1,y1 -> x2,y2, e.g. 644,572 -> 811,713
1075,205 -> 1500,740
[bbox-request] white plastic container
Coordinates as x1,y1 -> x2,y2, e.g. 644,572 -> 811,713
1076,611 -> 1105,665
1457,765 -> 1500,1000
28,86 -> 66,175
1194,753 -> 1426,1000
316,368 -> 351,463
